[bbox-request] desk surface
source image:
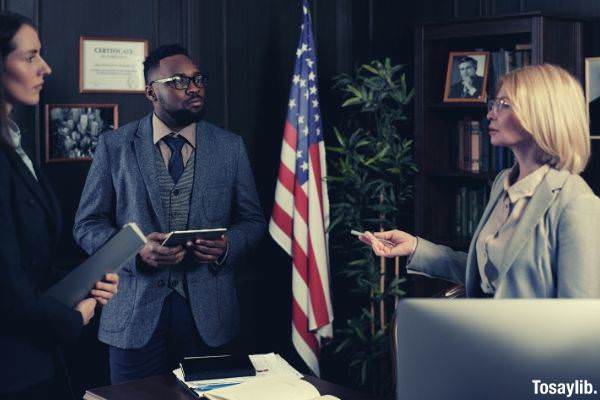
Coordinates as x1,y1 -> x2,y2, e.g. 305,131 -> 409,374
84,374 -> 379,400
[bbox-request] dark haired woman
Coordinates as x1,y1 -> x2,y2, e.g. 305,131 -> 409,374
0,12 -> 119,399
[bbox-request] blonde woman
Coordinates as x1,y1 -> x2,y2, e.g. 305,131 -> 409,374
361,63 -> 600,298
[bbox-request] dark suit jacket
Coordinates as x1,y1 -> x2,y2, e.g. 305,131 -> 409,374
74,115 -> 266,350
0,142 -> 82,394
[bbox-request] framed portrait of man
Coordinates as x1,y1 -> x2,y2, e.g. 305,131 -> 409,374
585,57 -> 600,139
443,51 -> 489,103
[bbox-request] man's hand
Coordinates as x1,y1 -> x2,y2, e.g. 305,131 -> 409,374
462,76 -> 477,95
139,232 -> 186,267
186,235 -> 228,263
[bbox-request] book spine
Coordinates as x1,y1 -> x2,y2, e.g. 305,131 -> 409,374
457,120 -> 465,171
464,118 -> 471,172
470,121 -> 480,172
455,191 -> 462,237
468,188 -> 477,236
460,187 -> 468,238
480,118 -> 490,173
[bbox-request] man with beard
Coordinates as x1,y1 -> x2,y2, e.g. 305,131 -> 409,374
73,45 -> 266,383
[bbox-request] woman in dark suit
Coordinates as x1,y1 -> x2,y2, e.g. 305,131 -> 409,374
0,12 -> 119,399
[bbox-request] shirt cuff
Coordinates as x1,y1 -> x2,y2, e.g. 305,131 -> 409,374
214,242 -> 229,266
405,236 -> 419,265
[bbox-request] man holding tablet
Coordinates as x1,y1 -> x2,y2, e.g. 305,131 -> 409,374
73,44 -> 266,384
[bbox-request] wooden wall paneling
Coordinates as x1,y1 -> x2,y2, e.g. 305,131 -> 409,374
335,0 -> 353,74
156,0 -> 185,46
492,0 -> 522,14
454,0 -> 484,19
523,0 -> 600,17
349,0 -> 372,64
418,0 -> 454,21
189,0 -> 227,128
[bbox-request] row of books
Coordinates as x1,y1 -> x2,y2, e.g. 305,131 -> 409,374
455,186 -> 489,239
456,117 -> 515,173
488,44 -> 532,95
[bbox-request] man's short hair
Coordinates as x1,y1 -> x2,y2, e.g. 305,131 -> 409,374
143,44 -> 189,83
457,56 -> 477,69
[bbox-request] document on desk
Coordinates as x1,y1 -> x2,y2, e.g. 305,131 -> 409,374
203,377 -> 339,400
248,353 -> 303,379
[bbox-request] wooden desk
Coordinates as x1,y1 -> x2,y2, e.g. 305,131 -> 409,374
84,374 -> 379,400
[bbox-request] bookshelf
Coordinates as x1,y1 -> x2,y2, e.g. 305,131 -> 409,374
411,13 -> 588,296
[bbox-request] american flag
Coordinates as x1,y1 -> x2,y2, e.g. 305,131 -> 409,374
269,0 -> 333,377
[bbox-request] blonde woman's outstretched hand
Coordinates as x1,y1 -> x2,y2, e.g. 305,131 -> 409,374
359,230 -> 417,258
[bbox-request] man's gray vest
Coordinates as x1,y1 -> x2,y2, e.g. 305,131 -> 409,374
154,145 -> 195,297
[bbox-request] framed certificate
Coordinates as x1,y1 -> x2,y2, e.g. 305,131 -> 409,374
79,36 -> 148,93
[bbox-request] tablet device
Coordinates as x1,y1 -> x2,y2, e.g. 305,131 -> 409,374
162,228 -> 227,247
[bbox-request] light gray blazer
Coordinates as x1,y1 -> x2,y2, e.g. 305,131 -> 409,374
407,167 -> 600,298
73,114 -> 266,349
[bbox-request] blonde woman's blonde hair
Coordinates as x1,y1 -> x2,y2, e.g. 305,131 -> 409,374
498,63 -> 590,174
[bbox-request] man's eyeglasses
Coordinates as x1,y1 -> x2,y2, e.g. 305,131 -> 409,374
487,98 -> 511,114
150,73 -> 208,90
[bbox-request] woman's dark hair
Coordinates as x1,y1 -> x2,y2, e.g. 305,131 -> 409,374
0,12 -> 35,147
0,11 -> 34,58
0,55 -> 11,147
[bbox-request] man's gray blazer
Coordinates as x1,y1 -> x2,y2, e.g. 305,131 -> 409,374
73,114 -> 266,349
408,167 -> 600,298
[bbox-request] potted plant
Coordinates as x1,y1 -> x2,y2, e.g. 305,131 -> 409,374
327,58 -> 417,397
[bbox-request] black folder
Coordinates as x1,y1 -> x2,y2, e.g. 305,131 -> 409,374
180,355 -> 256,382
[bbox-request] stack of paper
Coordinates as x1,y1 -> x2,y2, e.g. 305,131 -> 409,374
201,376 -> 339,400
173,353 -> 302,395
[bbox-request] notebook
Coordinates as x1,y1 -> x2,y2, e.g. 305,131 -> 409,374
180,355 -> 256,381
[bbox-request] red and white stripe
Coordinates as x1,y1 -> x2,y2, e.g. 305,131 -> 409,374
270,121 -> 333,376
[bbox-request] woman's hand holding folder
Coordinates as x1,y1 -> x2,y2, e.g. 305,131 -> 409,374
75,298 -> 97,325
74,272 -> 120,325
90,273 -> 120,305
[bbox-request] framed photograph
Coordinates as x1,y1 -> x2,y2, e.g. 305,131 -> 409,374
443,51 -> 490,103
45,104 -> 119,162
79,36 -> 148,93
585,57 -> 600,139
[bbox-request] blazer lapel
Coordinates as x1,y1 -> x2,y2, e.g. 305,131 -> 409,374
493,169 -> 568,284
36,167 -> 62,243
4,147 -> 54,219
133,114 -> 166,231
188,121 -> 218,229
465,173 -> 506,294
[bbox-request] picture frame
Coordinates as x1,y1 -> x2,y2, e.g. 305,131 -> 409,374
443,51 -> 490,103
79,36 -> 148,93
45,104 -> 119,163
585,57 -> 600,139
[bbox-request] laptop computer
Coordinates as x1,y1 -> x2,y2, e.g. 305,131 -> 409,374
395,299 -> 600,400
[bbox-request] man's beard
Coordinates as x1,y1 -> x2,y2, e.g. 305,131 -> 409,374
160,96 -> 206,126
165,107 -> 204,126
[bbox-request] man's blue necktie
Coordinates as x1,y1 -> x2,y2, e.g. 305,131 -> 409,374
163,134 -> 186,183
